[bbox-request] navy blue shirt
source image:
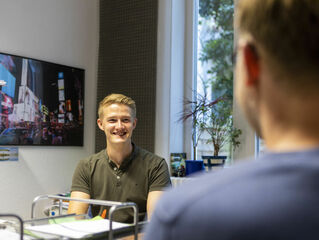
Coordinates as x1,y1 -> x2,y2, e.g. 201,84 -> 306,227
144,148 -> 319,240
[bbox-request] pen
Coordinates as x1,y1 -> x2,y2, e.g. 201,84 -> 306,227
101,209 -> 107,219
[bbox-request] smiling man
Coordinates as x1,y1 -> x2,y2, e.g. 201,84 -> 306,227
68,93 -> 171,223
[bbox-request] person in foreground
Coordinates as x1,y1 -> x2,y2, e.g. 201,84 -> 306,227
144,0 -> 319,239
68,93 -> 171,223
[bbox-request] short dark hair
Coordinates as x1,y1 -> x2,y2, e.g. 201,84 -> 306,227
236,0 -> 319,85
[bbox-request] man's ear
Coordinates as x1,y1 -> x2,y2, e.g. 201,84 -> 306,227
133,118 -> 137,130
243,43 -> 260,86
97,118 -> 104,131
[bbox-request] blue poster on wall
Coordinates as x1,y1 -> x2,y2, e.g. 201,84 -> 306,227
0,63 -> 16,98
0,147 -> 18,161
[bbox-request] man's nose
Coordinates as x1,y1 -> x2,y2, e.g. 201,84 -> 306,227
115,120 -> 123,128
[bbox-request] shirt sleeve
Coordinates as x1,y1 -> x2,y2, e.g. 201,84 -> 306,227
149,158 -> 171,192
70,159 -> 91,195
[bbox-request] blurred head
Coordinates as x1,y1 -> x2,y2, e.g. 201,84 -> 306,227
234,0 -> 319,136
235,0 -> 319,84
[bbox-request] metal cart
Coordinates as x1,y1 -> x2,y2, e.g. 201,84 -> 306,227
29,194 -> 141,240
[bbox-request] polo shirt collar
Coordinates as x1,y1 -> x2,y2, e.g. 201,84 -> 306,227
105,143 -> 138,170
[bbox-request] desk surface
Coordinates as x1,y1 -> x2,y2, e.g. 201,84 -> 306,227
118,232 -> 144,240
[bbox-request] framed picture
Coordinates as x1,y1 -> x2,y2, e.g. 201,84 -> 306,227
0,52 -> 84,146
170,153 -> 186,177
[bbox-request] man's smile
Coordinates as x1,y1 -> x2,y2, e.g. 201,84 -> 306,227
113,130 -> 127,136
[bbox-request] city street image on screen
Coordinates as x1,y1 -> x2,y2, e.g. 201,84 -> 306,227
0,52 -> 84,146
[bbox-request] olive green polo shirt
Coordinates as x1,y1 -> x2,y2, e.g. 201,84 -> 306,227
71,144 -> 171,223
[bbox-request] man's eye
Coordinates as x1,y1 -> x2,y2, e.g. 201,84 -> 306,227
108,119 -> 116,123
122,119 -> 130,123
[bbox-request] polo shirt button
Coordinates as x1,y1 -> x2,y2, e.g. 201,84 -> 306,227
114,167 -> 117,171
117,176 -> 120,179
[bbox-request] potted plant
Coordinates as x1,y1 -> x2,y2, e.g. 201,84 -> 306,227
181,91 -> 241,172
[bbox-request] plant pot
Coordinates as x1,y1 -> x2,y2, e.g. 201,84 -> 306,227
202,155 -> 226,172
185,160 -> 204,176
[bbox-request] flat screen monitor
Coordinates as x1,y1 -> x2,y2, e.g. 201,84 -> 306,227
0,52 -> 84,146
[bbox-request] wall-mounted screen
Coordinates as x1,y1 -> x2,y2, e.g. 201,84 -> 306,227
0,52 -> 84,146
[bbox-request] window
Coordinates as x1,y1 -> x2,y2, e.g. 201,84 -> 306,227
155,0 -> 250,164
194,0 -> 237,163
256,136 -> 267,157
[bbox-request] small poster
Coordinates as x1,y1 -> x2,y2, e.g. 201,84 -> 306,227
170,153 -> 186,177
58,79 -> 65,90
0,147 -> 18,161
59,90 -> 65,101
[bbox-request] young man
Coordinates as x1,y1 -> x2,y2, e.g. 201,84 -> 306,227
145,0 -> 319,239
68,93 -> 171,223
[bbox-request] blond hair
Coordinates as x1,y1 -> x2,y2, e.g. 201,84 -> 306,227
236,0 -> 319,84
98,93 -> 136,118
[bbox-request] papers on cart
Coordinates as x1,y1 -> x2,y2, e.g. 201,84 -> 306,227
0,230 -> 21,240
0,222 -> 32,240
26,218 -> 130,239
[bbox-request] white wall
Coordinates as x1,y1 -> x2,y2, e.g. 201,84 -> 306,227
0,0 -> 99,219
156,0 -> 195,162
155,0 -> 172,162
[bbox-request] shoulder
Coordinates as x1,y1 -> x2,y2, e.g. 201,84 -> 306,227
77,149 -> 106,168
146,160 -> 272,240
150,150 -> 319,237
135,146 -> 165,164
147,149 -> 319,239
152,158 -> 278,223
